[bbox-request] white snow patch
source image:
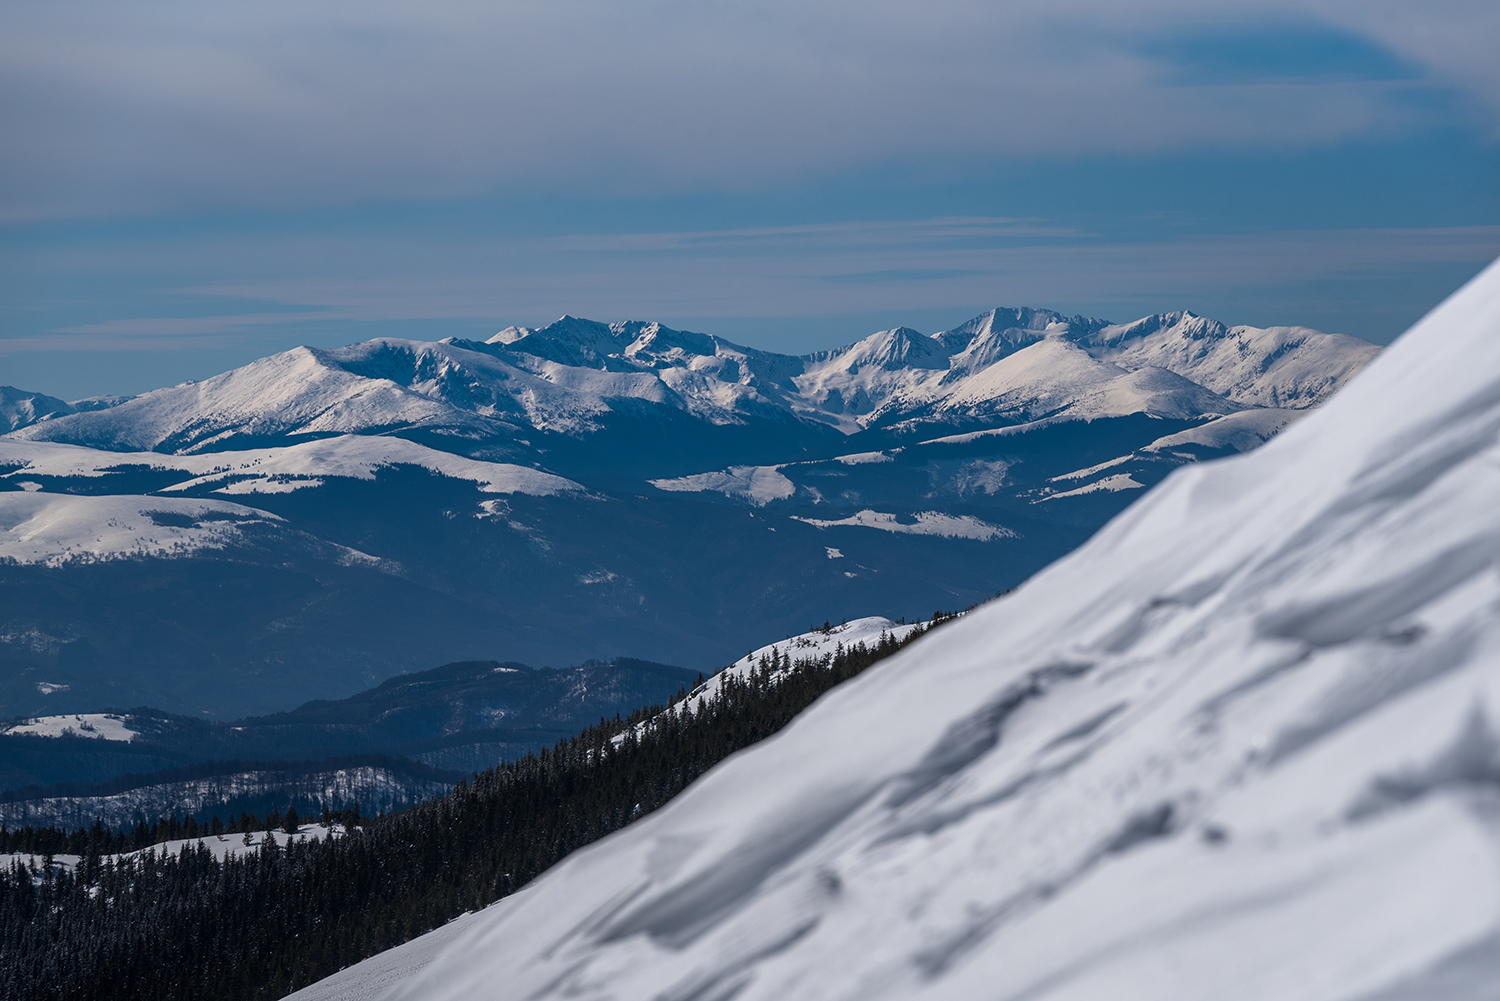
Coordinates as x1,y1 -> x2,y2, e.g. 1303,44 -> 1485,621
916,415 -> 1065,446
1,713 -> 138,742
0,493 -> 280,566
577,570 -> 618,585
156,436 -> 583,496
1040,472 -> 1147,501
951,459 -> 1011,495
1142,408 -> 1303,454
1051,455 -> 1132,482
0,436 -> 583,497
649,465 -> 795,506
825,547 -> 844,559
34,682 -> 68,695
792,508 -> 1016,541
834,451 -> 893,465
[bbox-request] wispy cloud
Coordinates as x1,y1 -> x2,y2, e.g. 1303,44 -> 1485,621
1,1 -> 1493,220
56,312 -> 341,337
8,221 -> 1491,356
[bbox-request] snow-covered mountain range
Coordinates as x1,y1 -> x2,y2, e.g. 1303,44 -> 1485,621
0,305 -> 1377,718
286,263 -> 1500,1001
5,308 -> 1372,457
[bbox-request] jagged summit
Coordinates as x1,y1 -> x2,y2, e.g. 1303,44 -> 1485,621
4,305 -> 1376,457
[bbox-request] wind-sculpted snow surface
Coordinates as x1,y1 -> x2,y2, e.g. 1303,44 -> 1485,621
292,260 -> 1500,1001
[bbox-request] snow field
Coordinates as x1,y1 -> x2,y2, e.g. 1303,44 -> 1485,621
0,435 -> 583,497
1,713 -> 139,741
0,492 -> 279,566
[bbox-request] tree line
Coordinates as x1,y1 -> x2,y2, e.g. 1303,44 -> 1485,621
0,615 -> 956,1001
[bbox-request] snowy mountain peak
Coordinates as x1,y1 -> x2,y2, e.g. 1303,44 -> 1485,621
486,315 -> 629,368
1,385 -> 75,433
1089,308 -> 1227,349
941,305 -> 1089,339
1079,312 -> 1381,410
809,326 -> 953,374
618,322 -> 730,367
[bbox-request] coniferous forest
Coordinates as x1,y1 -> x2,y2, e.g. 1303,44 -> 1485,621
0,617 -> 954,1001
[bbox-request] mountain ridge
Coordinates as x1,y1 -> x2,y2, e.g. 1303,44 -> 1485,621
4,305 -> 1377,462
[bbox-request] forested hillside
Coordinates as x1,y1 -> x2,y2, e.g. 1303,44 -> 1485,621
0,616 -> 951,1001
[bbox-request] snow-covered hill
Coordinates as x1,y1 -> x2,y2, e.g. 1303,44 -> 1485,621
0,436 -> 582,500
0,492 -> 282,566
0,712 -> 139,741
292,261 -> 1500,1001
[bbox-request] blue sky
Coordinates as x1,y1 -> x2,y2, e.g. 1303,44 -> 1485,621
2,0 -> 1497,399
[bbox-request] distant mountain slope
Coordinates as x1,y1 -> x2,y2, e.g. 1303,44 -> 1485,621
0,305 -> 1377,721
1077,311 -> 1379,409
312,265 -> 1498,1001
0,756 -> 457,831
0,385 -> 75,433
0,655 -> 699,815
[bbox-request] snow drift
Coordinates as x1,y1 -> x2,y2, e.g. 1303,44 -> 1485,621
292,257 -> 1500,1001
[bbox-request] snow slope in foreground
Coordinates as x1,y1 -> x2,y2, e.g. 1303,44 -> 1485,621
298,260 -> 1500,1001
